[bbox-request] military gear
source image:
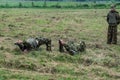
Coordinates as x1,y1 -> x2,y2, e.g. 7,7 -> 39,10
107,9 -> 120,44
59,39 -> 86,55
15,37 -> 52,51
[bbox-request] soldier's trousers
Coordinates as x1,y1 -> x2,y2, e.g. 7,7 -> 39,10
107,25 -> 117,44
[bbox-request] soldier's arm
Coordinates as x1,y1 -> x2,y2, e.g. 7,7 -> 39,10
116,12 -> 120,25
107,13 -> 109,23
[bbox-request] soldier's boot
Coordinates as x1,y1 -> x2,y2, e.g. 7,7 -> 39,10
79,41 -> 86,52
59,39 -> 65,52
46,39 -> 52,51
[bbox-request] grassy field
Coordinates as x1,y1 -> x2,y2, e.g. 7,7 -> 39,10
0,8 -> 120,80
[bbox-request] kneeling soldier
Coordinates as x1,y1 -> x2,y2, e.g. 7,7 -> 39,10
59,39 -> 86,55
15,37 -> 52,52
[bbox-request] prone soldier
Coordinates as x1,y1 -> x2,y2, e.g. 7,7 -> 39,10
59,39 -> 86,55
15,37 -> 52,52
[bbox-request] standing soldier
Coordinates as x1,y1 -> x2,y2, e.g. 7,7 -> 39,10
107,5 -> 120,44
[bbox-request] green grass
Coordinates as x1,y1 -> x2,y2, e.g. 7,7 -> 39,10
0,8 -> 120,80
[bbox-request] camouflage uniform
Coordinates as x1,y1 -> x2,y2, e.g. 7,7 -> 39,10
15,37 -> 52,51
26,38 -> 38,49
35,37 -> 52,51
107,6 -> 120,44
59,40 -> 86,55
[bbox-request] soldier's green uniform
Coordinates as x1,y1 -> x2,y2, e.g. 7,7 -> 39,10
15,37 -> 52,51
59,40 -> 86,55
107,5 -> 120,44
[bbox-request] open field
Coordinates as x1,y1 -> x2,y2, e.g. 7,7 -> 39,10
0,8 -> 120,80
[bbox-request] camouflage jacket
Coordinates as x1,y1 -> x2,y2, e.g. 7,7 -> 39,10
25,38 -> 38,49
63,41 -> 84,55
107,10 -> 120,26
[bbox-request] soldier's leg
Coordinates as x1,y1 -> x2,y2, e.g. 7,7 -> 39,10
59,39 -> 65,52
46,39 -> 52,51
107,26 -> 112,44
112,26 -> 117,44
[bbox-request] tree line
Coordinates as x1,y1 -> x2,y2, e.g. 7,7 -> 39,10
15,0 -> 120,2
0,0 -> 120,8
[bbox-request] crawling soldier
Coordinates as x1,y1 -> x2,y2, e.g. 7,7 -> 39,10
59,39 -> 86,55
15,37 -> 52,52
